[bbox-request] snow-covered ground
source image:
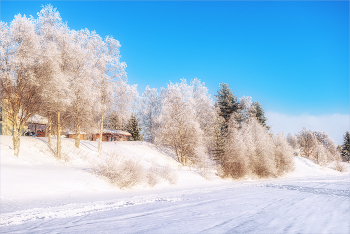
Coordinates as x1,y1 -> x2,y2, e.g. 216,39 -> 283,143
1,135 -> 349,233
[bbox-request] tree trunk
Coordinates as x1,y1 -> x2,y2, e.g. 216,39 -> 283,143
48,111 -> 52,147
98,113 -> 104,157
56,111 -> 61,159
180,132 -> 187,166
75,124 -> 81,148
12,117 -> 21,157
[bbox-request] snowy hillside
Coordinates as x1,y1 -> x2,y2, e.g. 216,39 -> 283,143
1,135 -> 349,233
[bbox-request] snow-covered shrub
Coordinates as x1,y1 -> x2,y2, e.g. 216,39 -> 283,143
96,152 -> 145,189
159,165 -> 178,184
146,164 -> 178,187
332,160 -> 348,173
96,152 -> 178,189
146,164 -> 160,187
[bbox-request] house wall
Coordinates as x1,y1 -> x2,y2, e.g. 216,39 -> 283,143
67,134 -> 86,140
0,108 -> 12,135
92,134 -> 129,142
27,123 -> 46,137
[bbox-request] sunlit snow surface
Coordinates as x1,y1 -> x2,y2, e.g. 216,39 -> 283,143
1,136 -> 349,233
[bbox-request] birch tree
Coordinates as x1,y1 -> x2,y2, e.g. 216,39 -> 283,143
35,5 -> 64,147
156,80 -> 204,165
191,78 -> 216,150
92,35 -> 126,156
140,86 -> 161,143
36,5 -> 72,158
0,15 -> 44,157
65,29 -> 97,148
296,128 -> 317,158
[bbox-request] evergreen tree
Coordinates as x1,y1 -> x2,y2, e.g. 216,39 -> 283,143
127,114 -> 142,141
252,101 -> 270,130
215,83 -> 240,123
212,114 -> 226,164
341,131 -> 350,162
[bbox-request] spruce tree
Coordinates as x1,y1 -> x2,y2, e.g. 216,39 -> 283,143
214,83 -> 239,162
127,114 -> 142,141
341,131 -> 350,162
215,83 -> 240,123
252,101 -> 270,130
212,114 -> 226,164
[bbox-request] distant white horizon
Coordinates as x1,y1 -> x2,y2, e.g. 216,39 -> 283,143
266,112 -> 349,145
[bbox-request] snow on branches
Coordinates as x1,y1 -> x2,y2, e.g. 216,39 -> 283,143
0,5 -> 130,157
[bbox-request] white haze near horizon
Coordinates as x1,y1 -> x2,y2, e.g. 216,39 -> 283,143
266,112 -> 349,145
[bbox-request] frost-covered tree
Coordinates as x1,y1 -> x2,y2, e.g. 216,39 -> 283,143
274,133 -> 294,175
36,5 -> 72,158
215,83 -> 240,123
0,15 -> 44,157
243,118 -> 276,178
64,29 -> 98,148
105,111 -> 125,130
313,131 -> 338,163
127,114 -> 142,141
220,116 -> 294,179
190,78 -> 216,156
92,35 -> 127,156
212,113 -> 226,164
296,128 -> 339,164
35,4 -> 63,147
296,128 -> 317,158
221,117 -> 248,178
139,86 -> 161,143
112,80 -> 138,131
155,80 -> 205,166
237,96 -> 255,126
341,131 -> 350,162
287,133 -> 299,150
191,78 -> 216,133
252,101 -> 269,130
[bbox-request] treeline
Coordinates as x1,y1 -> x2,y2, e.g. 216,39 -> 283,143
287,129 -> 349,164
135,81 -> 295,178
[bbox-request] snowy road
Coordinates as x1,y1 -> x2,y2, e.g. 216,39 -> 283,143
1,175 -> 349,234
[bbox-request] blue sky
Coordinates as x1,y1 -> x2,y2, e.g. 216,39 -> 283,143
1,1 -> 349,142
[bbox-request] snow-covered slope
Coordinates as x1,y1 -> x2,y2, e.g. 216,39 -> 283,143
1,135 -> 349,232
1,135 -> 347,205
0,136 -> 226,212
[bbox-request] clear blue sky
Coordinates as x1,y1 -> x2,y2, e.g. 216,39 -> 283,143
1,1 -> 349,116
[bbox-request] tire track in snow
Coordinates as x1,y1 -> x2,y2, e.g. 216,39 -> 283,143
0,198 -> 181,227
0,183 -> 253,228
